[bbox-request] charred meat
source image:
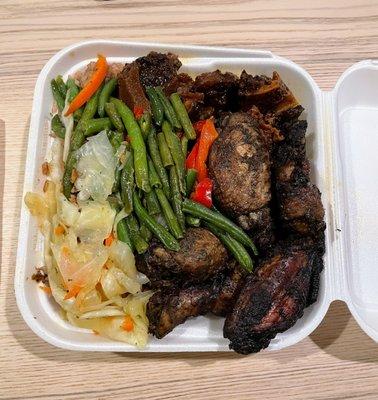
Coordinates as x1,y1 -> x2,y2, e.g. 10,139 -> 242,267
224,244 -> 316,354
209,112 -> 271,215
273,119 -> 325,236
137,227 -> 228,284
193,70 -> 239,111
211,262 -> 246,317
208,112 -> 274,247
148,283 -> 216,338
118,62 -> 150,112
135,51 -> 182,89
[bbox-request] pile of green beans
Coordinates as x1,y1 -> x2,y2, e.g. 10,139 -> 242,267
51,74 -> 258,268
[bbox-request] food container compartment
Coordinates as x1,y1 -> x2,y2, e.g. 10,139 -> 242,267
15,40 -> 378,352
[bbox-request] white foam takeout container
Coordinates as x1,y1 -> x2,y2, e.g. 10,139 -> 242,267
15,40 -> 378,352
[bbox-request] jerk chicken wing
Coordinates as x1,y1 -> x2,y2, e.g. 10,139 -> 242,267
224,244 -> 316,354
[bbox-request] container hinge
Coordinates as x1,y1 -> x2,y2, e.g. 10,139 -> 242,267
321,91 -> 348,302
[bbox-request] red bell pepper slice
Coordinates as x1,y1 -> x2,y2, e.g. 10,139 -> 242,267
195,119 -> 219,182
185,141 -> 199,170
193,120 -> 206,134
133,105 -> 144,119
191,177 -> 213,208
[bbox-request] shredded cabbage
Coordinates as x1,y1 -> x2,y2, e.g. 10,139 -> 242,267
73,201 -> 115,244
75,131 -> 117,203
25,132 -> 151,348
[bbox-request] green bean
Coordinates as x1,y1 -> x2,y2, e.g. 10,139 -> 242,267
108,195 -> 123,212
98,78 -> 117,118
120,151 -> 134,214
147,129 -> 171,198
182,199 -> 258,255
186,216 -> 201,227
133,192 -> 179,251
181,136 -> 188,157
51,79 -> 65,112
55,75 -> 67,98
155,188 -> 183,239
139,223 -> 152,242
155,87 -> 182,130
117,218 -> 134,252
51,114 -> 65,139
62,153 -> 77,199
145,190 -> 161,215
157,132 -> 173,168
138,111 -> 152,141
110,98 -> 150,193
82,118 -> 112,136
104,102 -> 124,132
146,87 -> 164,126
66,77 -> 83,121
203,222 -> 253,272
108,130 -> 123,151
75,86 -> 102,132
185,168 -> 197,194
169,166 -> 185,232
148,157 -> 162,189
162,121 -> 186,195
125,214 -> 149,254
112,167 -> 121,193
170,93 -> 196,140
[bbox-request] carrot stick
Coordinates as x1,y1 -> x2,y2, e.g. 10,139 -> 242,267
65,54 -> 108,116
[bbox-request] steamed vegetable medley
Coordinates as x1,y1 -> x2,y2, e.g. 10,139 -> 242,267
25,54 -> 257,347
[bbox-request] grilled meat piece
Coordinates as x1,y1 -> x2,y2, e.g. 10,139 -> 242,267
208,112 -> 274,247
135,51 -> 182,89
193,70 -> 239,111
148,261 -> 246,337
209,112 -> 271,214
224,244 -> 316,354
137,227 -> 228,284
148,283 -> 216,338
273,119 -> 325,236
211,262 -> 246,317
118,62 -> 150,112
239,71 -> 287,112
237,207 -> 274,249
239,71 -> 303,126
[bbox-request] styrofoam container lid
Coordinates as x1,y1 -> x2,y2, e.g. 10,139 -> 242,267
14,40 -> 378,351
331,59 -> 378,342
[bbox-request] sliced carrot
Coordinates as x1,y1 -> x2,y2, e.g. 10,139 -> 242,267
64,284 -> 82,300
121,315 -> 134,332
65,54 -> 108,116
54,224 -> 65,236
40,286 -> 52,295
104,233 -> 114,247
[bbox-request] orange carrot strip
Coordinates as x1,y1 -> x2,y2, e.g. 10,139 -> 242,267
65,54 -> 108,116
104,233 -> 114,247
121,315 -> 134,332
64,284 -> 82,300
54,224 -> 65,236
